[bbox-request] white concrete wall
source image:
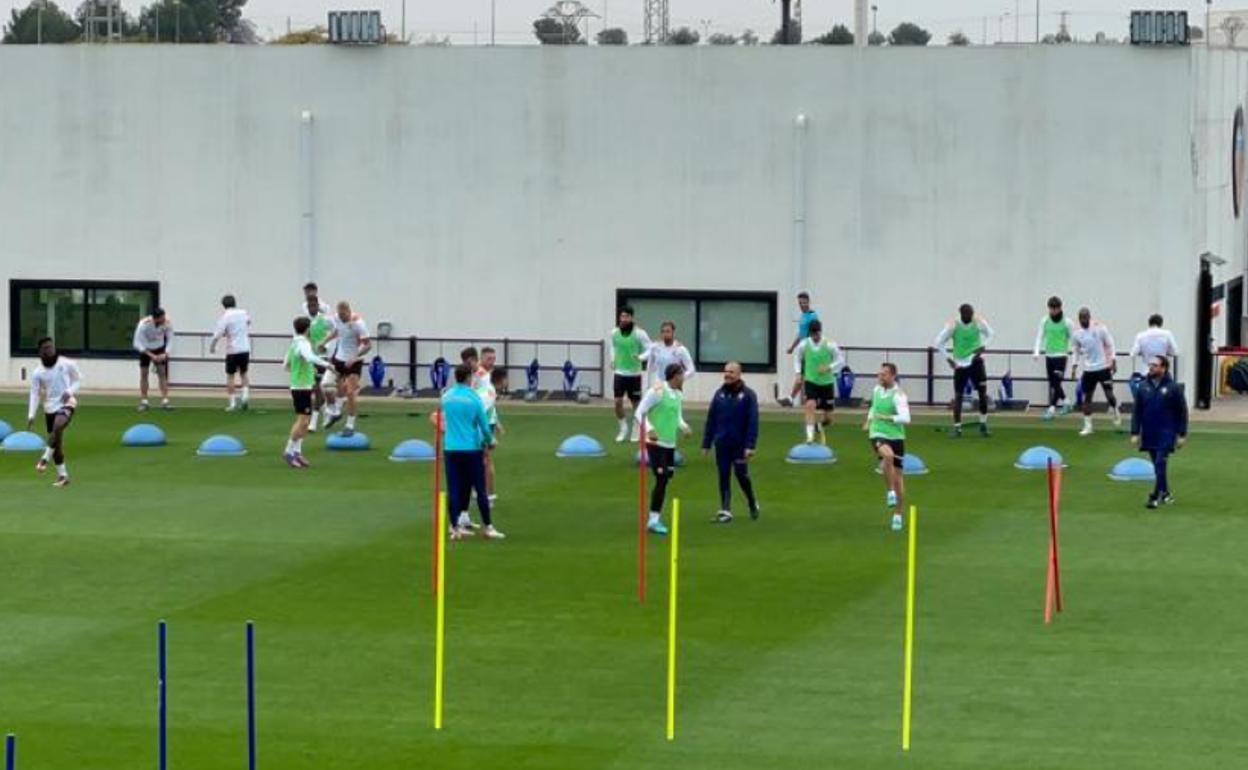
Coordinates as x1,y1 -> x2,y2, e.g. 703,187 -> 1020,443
0,45 -> 1201,402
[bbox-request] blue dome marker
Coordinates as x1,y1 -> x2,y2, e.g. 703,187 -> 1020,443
556,434 -> 606,458
122,424 -> 167,447
1015,446 -> 1066,470
1,431 -> 46,452
786,444 -> 837,464
197,435 -> 247,457
1109,457 -> 1155,482
874,453 -> 929,475
0,420 -> 12,441
389,438 -> 436,462
326,432 -> 371,451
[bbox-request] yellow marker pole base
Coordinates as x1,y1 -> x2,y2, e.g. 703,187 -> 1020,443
666,499 -> 681,741
434,493 -> 447,730
901,505 -> 918,751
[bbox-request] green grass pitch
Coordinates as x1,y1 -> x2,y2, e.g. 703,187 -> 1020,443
1,395 -> 1246,769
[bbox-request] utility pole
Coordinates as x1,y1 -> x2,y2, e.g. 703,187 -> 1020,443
1035,0 -> 1040,42
36,0 -> 42,44
491,0 -> 496,44
780,0 -> 792,44
401,0 -> 406,43
1015,0 -> 1020,42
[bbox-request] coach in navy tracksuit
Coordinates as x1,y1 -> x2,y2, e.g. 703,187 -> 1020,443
702,361 -> 760,523
1130,355 -> 1189,509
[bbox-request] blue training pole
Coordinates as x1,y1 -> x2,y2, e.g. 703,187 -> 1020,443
159,620 -> 167,770
6,733 -> 15,770
246,621 -> 256,770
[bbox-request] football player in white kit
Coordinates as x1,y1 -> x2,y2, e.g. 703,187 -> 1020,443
208,295 -> 253,412
133,307 -> 174,411
322,301 -> 372,437
642,321 -> 695,388
1071,307 -> 1121,436
1130,314 -> 1179,375
27,337 -> 82,487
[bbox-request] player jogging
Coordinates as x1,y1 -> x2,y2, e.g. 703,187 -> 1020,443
864,362 -> 912,532
27,337 -> 81,488
609,306 -> 652,443
475,346 -> 504,503
1071,307 -> 1121,436
208,295 -> 252,412
322,301 -> 371,437
1130,314 -> 1179,375
282,317 -> 332,469
777,291 -> 819,407
636,362 -> 692,536
1032,296 -> 1076,420
299,283 -> 338,432
792,320 -> 844,445
934,303 -> 993,437
642,321 -> 695,388
133,307 -> 174,412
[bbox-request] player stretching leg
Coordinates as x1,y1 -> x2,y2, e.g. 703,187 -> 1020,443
1071,307 -> 1121,436
792,320 -> 844,445
609,306 -> 651,442
299,283 -> 338,432
864,363 -> 912,532
934,303 -> 993,437
27,337 -> 82,488
636,363 -> 692,536
282,317 -> 332,468
133,308 -> 174,411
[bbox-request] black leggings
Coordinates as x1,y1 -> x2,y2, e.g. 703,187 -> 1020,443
1045,357 -> 1068,408
715,443 -> 757,512
647,444 -> 676,514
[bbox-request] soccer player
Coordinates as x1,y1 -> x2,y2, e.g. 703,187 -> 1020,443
792,320 -> 844,445
282,317 -> 332,469
27,337 -> 81,488
1131,356 -> 1188,509
701,361 -> 760,524
441,363 -> 504,540
1130,314 -> 1179,375
1071,307 -> 1121,436
609,307 -> 652,443
777,291 -> 820,407
636,362 -> 692,536
863,362 -> 912,532
642,321 -> 695,388
299,288 -> 338,432
322,301 -> 371,437
208,295 -> 252,412
934,303 -> 994,437
133,307 -> 174,412
1032,296 -> 1076,420
474,348 -> 504,503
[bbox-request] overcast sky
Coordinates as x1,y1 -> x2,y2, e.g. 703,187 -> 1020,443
4,0 -> 1212,44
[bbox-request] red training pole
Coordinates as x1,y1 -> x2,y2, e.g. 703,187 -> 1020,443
638,417 -> 648,603
1047,460 -> 1063,614
433,410 -> 443,596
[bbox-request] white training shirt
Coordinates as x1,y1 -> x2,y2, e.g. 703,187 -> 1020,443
28,357 -> 82,420
933,317 -> 994,368
792,337 -> 846,376
1130,327 -> 1179,374
133,316 -> 174,353
1072,323 -> 1116,373
212,308 -> 252,355
331,314 -> 370,361
642,341 -> 696,386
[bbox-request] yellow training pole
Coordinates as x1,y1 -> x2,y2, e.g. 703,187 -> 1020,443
901,505 -> 918,751
434,492 -> 447,730
666,499 -> 681,741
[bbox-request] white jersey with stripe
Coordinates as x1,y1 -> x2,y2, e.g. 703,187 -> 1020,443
212,308 -> 252,354
1130,328 -> 1178,374
1072,323 -> 1116,372
133,317 -> 174,353
28,357 -> 82,420
331,314 -> 370,361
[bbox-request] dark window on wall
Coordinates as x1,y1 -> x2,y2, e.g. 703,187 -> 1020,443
616,289 -> 777,373
10,280 -> 160,358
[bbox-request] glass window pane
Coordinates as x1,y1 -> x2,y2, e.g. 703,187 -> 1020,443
87,288 -> 153,353
623,297 -> 698,350
698,299 -> 771,365
17,287 -> 85,351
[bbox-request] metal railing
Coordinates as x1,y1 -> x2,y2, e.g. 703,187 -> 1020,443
167,332 -> 607,397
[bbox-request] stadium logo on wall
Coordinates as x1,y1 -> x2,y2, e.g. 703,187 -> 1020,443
1234,106 -> 1245,218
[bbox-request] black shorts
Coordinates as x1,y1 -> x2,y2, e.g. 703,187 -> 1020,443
646,444 -> 677,478
1080,368 -> 1114,393
333,358 -> 364,378
954,357 -> 988,392
614,373 -> 643,402
871,437 -> 905,468
139,346 -> 167,370
291,389 -> 314,415
314,364 -> 328,383
804,381 -> 836,410
45,407 -> 75,434
225,353 -> 251,375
